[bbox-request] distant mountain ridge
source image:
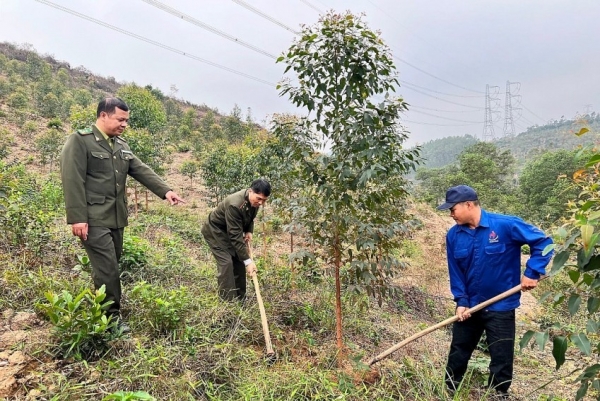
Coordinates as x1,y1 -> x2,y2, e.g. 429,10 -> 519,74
415,116 -> 600,170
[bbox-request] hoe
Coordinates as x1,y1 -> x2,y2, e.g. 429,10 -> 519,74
368,283 -> 525,366
248,244 -> 277,363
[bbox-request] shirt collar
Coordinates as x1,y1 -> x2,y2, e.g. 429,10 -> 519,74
456,208 -> 489,232
94,124 -> 111,142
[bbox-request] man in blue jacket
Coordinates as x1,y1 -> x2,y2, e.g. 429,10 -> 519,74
438,185 -> 553,398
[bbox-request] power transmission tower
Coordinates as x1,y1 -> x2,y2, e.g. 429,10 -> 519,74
483,84 -> 500,141
584,104 -> 593,115
503,81 -> 522,137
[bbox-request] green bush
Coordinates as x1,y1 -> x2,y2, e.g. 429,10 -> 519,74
0,165 -> 63,255
119,234 -> 149,274
131,281 -> 190,335
37,285 -> 117,360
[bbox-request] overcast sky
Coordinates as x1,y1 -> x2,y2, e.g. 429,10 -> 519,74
1,0 -> 598,147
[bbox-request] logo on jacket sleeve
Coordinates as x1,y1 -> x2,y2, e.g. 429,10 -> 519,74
489,231 -> 499,243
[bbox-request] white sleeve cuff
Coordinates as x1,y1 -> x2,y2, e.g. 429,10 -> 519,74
244,259 -> 253,266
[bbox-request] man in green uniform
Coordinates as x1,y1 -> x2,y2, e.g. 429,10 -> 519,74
60,97 -> 184,331
201,179 -> 271,301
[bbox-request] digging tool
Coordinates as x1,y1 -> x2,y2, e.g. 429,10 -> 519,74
248,243 -> 277,363
368,283 -> 525,366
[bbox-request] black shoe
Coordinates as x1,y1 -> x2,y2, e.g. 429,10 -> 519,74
494,391 -> 510,400
112,318 -> 130,335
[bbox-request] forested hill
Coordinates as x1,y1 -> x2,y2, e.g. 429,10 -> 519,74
415,115 -> 600,169
0,42 -> 258,144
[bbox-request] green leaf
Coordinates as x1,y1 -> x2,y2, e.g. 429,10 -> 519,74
572,332 -> 592,356
587,297 -> 600,314
552,336 -> 568,370
519,330 -> 536,351
568,270 -> 581,284
534,331 -> 548,351
576,381 -> 589,401
586,319 -> 598,334
542,243 -> 555,256
585,154 -> 600,167
583,255 -> 600,272
550,250 -> 570,275
568,294 -> 582,316
539,291 -> 554,303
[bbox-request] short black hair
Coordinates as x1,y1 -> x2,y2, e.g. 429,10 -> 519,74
250,179 -> 271,197
97,97 -> 129,118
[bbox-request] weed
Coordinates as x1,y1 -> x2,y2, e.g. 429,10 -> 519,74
102,391 -> 155,401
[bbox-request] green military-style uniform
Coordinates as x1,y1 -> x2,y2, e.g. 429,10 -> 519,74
201,189 -> 259,301
60,125 -> 171,315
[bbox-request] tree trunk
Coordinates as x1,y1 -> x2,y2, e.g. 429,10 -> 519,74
334,231 -> 343,359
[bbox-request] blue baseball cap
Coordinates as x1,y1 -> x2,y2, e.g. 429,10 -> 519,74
437,185 -> 478,210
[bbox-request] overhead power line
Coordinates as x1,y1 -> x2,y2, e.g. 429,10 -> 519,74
232,0 -> 300,34
409,109 -> 482,124
141,0 -> 278,60
402,119 -> 481,127
401,85 -> 484,109
410,105 -> 482,114
34,0 -> 276,87
300,0 -> 324,13
521,104 -> 547,123
400,80 -> 485,98
394,56 -> 484,94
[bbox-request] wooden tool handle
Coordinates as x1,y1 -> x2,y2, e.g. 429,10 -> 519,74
368,283 -> 523,366
248,243 -> 275,355
252,275 -> 274,355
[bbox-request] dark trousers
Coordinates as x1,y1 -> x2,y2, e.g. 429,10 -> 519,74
80,226 -> 124,316
208,246 -> 247,301
445,309 -> 515,394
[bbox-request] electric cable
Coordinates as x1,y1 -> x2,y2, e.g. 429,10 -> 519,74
232,0 -> 300,34
408,109 -> 482,124
141,0 -> 278,60
34,0 -> 276,87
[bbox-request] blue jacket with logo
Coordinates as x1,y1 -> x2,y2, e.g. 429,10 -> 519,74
446,209 -> 553,311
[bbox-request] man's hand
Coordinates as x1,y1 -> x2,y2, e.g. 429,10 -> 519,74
165,191 -> 185,205
72,222 -> 89,241
521,276 -> 539,291
456,306 -> 471,322
246,262 -> 257,278
244,232 -> 252,243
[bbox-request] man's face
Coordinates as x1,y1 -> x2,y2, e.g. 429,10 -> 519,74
99,107 -> 129,136
248,190 -> 268,208
449,201 -> 472,225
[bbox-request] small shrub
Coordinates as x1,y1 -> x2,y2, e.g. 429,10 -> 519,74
37,285 -> 117,360
47,118 -> 63,129
120,234 -> 149,273
131,281 -> 190,335
20,120 -> 37,136
176,141 -> 191,152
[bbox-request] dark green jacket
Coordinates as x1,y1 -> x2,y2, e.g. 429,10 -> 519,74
201,189 -> 258,261
60,125 -> 171,228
